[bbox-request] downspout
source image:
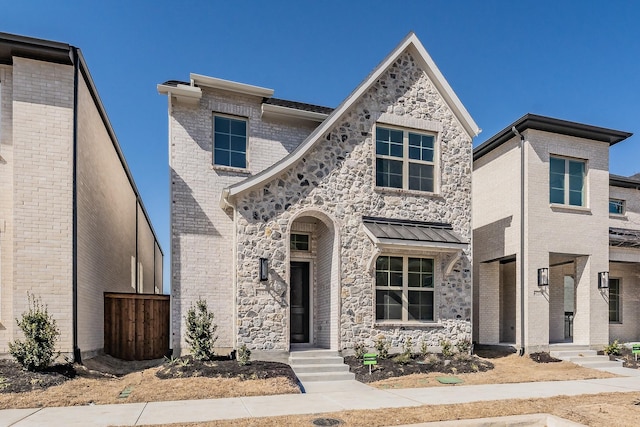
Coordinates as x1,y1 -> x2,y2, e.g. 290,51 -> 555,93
71,47 -> 81,364
512,126 -> 525,356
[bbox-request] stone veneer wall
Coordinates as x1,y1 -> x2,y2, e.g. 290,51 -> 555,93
234,51 -> 472,352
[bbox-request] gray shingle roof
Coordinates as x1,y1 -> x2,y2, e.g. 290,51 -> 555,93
363,216 -> 466,245
610,227 -> 640,248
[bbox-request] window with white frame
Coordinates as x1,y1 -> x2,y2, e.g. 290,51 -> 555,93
290,233 -> 310,251
375,255 -> 434,322
213,114 -> 247,168
609,199 -> 625,215
375,126 -> 436,192
609,278 -> 621,323
549,156 -> 586,206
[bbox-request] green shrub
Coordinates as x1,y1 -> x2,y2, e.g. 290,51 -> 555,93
353,342 -> 367,360
440,339 -> 454,358
185,298 -> 218,361
419,339 -> 429,357
604,339 -> 622,356
392,353 -> 411,365
456,339 -> 471,354
9,293 -> 60,371
237,344 -> 251,366
402,337 -> 413,357
375,336 -> 390,359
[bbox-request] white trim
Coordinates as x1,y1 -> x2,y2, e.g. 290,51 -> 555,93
190,73 -> 274,98
157,83 -> 202,105
261,103 -> 328,122
221,32 -> 479,207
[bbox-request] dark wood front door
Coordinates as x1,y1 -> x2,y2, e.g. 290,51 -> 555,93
290,261 -> 310,343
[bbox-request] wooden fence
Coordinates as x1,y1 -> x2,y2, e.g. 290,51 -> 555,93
104,293 -> 170,361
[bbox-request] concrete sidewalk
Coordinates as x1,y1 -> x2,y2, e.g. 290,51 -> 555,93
2,375 -> 640,426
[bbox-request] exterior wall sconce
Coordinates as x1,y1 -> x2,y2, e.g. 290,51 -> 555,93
537,268 -> 549,286
598,271 -> 609,289
259,258 -> 269,281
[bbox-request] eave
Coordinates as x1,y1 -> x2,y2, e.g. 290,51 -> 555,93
474,113 -> 633,161
190,73 -> 274,98
261,102 -> 328,123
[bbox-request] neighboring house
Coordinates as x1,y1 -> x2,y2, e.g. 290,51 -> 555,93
0,33 -> 163,361
473,113 -> 638,352
160,33 -> 480,360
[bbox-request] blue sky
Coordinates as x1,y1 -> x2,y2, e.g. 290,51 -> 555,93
3,1 -> 639,292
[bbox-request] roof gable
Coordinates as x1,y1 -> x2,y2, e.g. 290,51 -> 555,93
221,32 -> 479,207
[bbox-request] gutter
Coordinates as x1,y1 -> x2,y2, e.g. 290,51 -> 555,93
512,126 -> 526,356
71,46 -> 81,364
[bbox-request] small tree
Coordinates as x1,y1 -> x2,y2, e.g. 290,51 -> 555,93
185,298 -> 217,361
9,293 -> 60,371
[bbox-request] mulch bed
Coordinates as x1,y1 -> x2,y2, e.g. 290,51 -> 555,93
0,360 -> 76,393
605,347 -> 640,369
155,355 -> 299,384
344,354 -> 494,383
529,352 -> 561,363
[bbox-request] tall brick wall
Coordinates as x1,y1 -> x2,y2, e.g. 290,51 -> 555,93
76,73 -> 138,354
0,66 -> 15,351
170,87 -> 317,353
12,57 -> 75,353
137,203 -> 156,294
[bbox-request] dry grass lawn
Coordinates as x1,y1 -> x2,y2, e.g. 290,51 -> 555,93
140,392 -> 640,427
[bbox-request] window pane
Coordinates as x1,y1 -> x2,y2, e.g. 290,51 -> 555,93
215,133 -> 230,150
230,136 -> 246,152
214,149 -> 230,166
389,142 -> 403,158
550,157 -> 565,174
389,257 -> 403,272
390,129 -> 403,143
569,190 -> 583,206
230,152 -> 246,168
376,140 -> 389,156
408,163 -> 434,192
230,119 -> 246,136
609,279 -> 620,323
376,272 -> 388,287
409,133 -> 434,162
376,158 -> 403,188
409,146 -> 420,160
290,234 -> 309,251
376,290 -> 402,320
214,116 -> 230,133
376,127 -> 389,142
376,256 -> 389,271
550,188 -> 564,204
408,291 -> 434,321
390,272 -> 403,287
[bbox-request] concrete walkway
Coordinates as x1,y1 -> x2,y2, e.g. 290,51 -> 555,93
2,372 -> 640,426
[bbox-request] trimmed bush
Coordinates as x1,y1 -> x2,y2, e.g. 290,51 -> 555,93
185,298 -> 218,361
237,344 -> 251,366
9,293 -> 60,371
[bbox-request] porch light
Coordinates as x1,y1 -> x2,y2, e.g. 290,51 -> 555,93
259,258 -> 268,281
537,268 -> 549,286
598,271 -> 609,289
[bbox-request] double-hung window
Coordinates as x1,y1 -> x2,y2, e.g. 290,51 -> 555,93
375,126 -> 435,192
609,199 -> 625,215
609,278 -> 621,323
213,115 -> 247,168
549,156 -> 586,206
375,255 -> 435,322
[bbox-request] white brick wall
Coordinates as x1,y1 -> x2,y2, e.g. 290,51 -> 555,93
169,87 -> 318,353
12,57 -> 75,353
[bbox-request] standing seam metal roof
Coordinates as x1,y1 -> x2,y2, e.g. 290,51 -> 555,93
362,217 -> 466,244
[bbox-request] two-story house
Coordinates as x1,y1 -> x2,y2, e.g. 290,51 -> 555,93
160,33 -> 480,361
473,114 -> 638,352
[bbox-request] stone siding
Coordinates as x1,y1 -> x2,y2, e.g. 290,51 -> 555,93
234,51 -> 472,352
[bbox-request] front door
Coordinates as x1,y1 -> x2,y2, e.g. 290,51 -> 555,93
290,261 -> 310,343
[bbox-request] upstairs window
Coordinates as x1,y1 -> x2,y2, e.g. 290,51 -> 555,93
609,199 -> 625,215
375,255 -> 434,322
550,156 -> 585,206
213,115 -> 247,168
375,126 -> 436,192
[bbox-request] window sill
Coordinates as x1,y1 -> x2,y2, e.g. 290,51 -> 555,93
374,321 -> 443,329
374,186 -> 442,199
549,204 -> 591,215
609,321 -> 622,325
609,213 -> 627,220
211,164 -> 251,174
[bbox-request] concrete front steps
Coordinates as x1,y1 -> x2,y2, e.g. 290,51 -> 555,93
288,349 -> 355,383
550,346 -> 623,370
